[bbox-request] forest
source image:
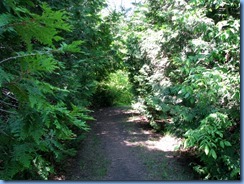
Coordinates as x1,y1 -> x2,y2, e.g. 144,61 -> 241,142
0,0 -> 240,180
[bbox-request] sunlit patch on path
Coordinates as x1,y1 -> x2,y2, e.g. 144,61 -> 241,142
124,134 -> 181,152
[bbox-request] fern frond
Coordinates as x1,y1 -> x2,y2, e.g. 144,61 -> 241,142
0,13 -> 14,28
59,40 -> 84,53
12,143 -> 35,168
0,67 -> 13,86
13,3 -> 72,50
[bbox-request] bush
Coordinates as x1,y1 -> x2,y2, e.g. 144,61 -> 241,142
124,0 -> 240,180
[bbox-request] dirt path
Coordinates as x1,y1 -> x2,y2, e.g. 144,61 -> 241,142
64,107 -> 196,181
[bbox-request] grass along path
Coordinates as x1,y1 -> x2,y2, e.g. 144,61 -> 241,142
63,107 -> 197,181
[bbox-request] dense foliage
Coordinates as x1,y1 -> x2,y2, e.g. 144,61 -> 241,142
0,0 -> 119,180
124,0 -> 240,180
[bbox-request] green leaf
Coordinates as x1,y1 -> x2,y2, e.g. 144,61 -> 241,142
224,141 -> 232,147
59,40 -> 84,53
204,145 -> 209,155
184,92 -> 190,98
210,149 -> 217,159
220,141 -> 225,148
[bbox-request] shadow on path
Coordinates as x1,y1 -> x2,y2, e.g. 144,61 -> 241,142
64,107 -> 197,181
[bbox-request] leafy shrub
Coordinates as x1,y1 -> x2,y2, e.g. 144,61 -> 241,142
184,113 -> 240,179
123,0 -> 240,180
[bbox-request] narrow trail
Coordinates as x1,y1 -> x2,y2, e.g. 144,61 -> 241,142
64,107 -> 196,181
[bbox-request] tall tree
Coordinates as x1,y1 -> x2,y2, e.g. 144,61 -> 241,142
0,0 -> 118,179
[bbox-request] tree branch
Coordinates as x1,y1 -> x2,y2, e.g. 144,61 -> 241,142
0,100 -> 18,108
0,50 -> 57,65
0,108 -> 17,114
2,89 -> 18,102
0,53 -> 38,65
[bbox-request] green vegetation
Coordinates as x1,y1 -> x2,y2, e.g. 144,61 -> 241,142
122,0 -> 240,180
0,0 -> 118,180
93,70 -> 133,107
0,0 -> 240,180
